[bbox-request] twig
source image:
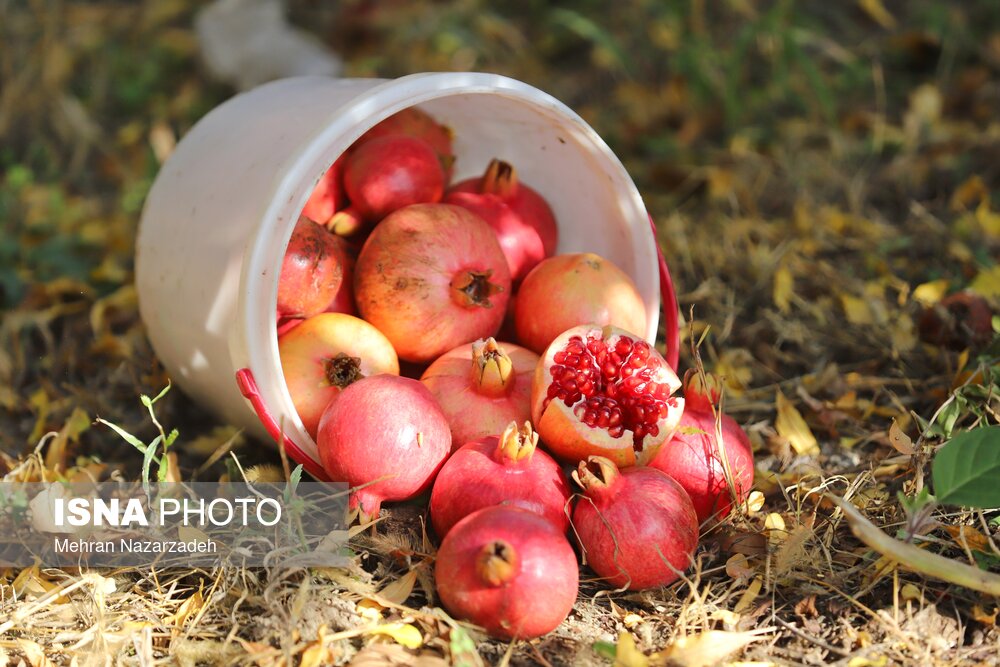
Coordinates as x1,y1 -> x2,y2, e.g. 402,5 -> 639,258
828,495 -> 1000,596
771,616 -> 849,658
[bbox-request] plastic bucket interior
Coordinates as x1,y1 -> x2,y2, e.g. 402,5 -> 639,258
136,73 -> 679,481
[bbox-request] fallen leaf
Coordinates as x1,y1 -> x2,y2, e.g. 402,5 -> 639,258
942,525 -> 990,553
887,419 -> 915,455
300,625 -> 337,667
912,279 -> 950,307
773,266 -> 793,314
970,265 -> 1000,299
840,294 -> 874,325
848,656 -> 888,667
726,553 -> 754,579
377,569 -> 417,605
734,576 -> 762,614
857,0 -> 896,29
367,622 -> 423,649
775,391 -> 819,455
613,631 -> 648,667
656,630 -> 764,667
17,640 -> 56,667
166,584 -> 204,628
950,175 -> 988,211
971,605 -> 997,626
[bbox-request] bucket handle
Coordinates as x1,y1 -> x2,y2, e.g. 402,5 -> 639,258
650,214 -> 680,371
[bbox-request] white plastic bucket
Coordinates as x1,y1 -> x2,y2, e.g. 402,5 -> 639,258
136,72 -> 678,480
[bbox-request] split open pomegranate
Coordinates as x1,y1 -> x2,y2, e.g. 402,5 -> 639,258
531,325 -> 683,467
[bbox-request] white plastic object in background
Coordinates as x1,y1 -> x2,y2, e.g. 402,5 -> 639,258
136,72 -> 667,478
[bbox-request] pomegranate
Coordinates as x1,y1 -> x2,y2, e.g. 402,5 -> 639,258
420,338 -> 537,450
278,313 -> 399,438
323,237 -> 357,316
443,190 -> 545,283
334,136 -> 444,226
650,370 -> 755,523
435,505 -> 578,640
429,421 -> 571,537
572,456 -> 698,590
277,217 -> 344,319
317,375 -> 450,522
450,159 -> 558,256
515,253 -> 647,354
531,325 -> 683,467
301,156 -> 346,225
354,203 -> 511,363
354,107 -> 454,177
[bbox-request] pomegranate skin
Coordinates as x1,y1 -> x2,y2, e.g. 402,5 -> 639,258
429,422 -> 571,537
342,135 -> 444,222
277,217 -> 344,319
279,313 -> 399,438
572,457 -> 698,591
420,338 -> 538,450
450,159 -> 558,256
355,203 -> 512,363
443,190 -> 546,283
323,237 -> 357,316
435,506 -> 578,640
650,372 -> 754,523
301,156 -> 346,225
354,107 -> 454,177
317,375 -> 451,521
515,253 -> 647,355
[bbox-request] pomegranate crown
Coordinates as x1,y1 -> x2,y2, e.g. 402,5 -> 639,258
495,421 -> 538,463
476,539 -> 518,587
682,368 -> 723,413
571,456 -> 620,495
471,338 -> 516,397
481,159 -> 519,199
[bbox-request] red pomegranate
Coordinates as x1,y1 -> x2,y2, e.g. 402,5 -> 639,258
435,506 -> 578,640
278,313 -> 399,438
317,375 -> 451,522
336,135 -> 444,225
531,325 -> 683,467
301,156 -> 346,226
323,236 -> 357,316
572,456 -> 698,590
354,203 -> 511,363
650,370 -> 755,523
354,106 -> 454,177
277,217 -> 344,320
429,421 -> 571,537
514,253 -> 647,354
450,159 -> 558,256
420,338 -> 537,450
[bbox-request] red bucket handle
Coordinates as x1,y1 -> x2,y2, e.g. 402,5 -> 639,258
649,214 -> 680,371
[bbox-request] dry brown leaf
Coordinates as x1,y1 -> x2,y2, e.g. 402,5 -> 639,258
950,175 -> 988,211
726,553 -> 754,579
971,605 -> 997,626
942,525 -> 990,553
775,391 -> 819,455
887,419 -> 915,455
377,569 -> 418,605
166,583 -> 204,628
17,640 -> 56,667
655,630 -> 764,667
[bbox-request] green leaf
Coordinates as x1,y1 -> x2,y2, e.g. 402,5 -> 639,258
592,640 -> 617,660
932,426 -> 1000,508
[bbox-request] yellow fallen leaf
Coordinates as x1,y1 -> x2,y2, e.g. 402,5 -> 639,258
613,632 -> 648,667
622,613 -> 644,629
950,175 -> 988,211
367,622 -> 422,649
657,630 -> 764,667
376,569 -> 417,606
725,553 -> 754,579
17,639 -> 56,667
775,391 -> 819,455
300,625 -> 337,667
772,266 -> 793,314
912,279 -> 949,307
167,584 -> 204,628
764,513 -> 787,547
857,0 -> 896,28
840,294 -> 873,325
734,576 -> 762,614
970,265 -> 1000,299
848,656 -> 887,667
745,490 -> 765,514
977,201 -> 1000,237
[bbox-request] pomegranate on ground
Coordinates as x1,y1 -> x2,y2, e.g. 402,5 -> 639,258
278,313 -> 399,438
354,203 -> 512,363
429,421 -> 571,537
317,375 -> 450,522
420,338 -> 537,450
572,456 -> 698,591
531,325 -> 683,467
277,217 -> 345,320
301,156 -> 346,226
514,253 -> 647,354
333,135 -> 444,228
650,370 -> 755,523
449,159 -> 558,257
353,106 -> 454,177
435,505 -> 578,640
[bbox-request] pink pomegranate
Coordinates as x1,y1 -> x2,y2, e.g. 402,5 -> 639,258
354,107 -> 454,177
515,253 -> 647,354
336,136 -> 444,225
650,370 -> 754,523
278,313 -> 399,438
435,505 -> 578,640
429,421 -> 571,537
277,217 -> 344,320
354,203 -> 511,363
420,338 -> 537,450
301,156 -> 346,225
450,159 -> 558,256
317,375 -> 451,522
531,325 -> 684,467
572,456 -> 698,590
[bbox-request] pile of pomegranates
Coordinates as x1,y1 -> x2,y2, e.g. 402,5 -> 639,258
271,106 -> 756,640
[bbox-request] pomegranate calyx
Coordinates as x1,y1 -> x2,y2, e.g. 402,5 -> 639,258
476,539 -> 518,586
323,353 -> 363,388
450,270 -> 504,308
349,487 -> 382,525
471,338 -> 515,396
480,159 -> 518,199
682,368 -> 723,413
572,456 -> 620,495
495,421 -> 538,464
